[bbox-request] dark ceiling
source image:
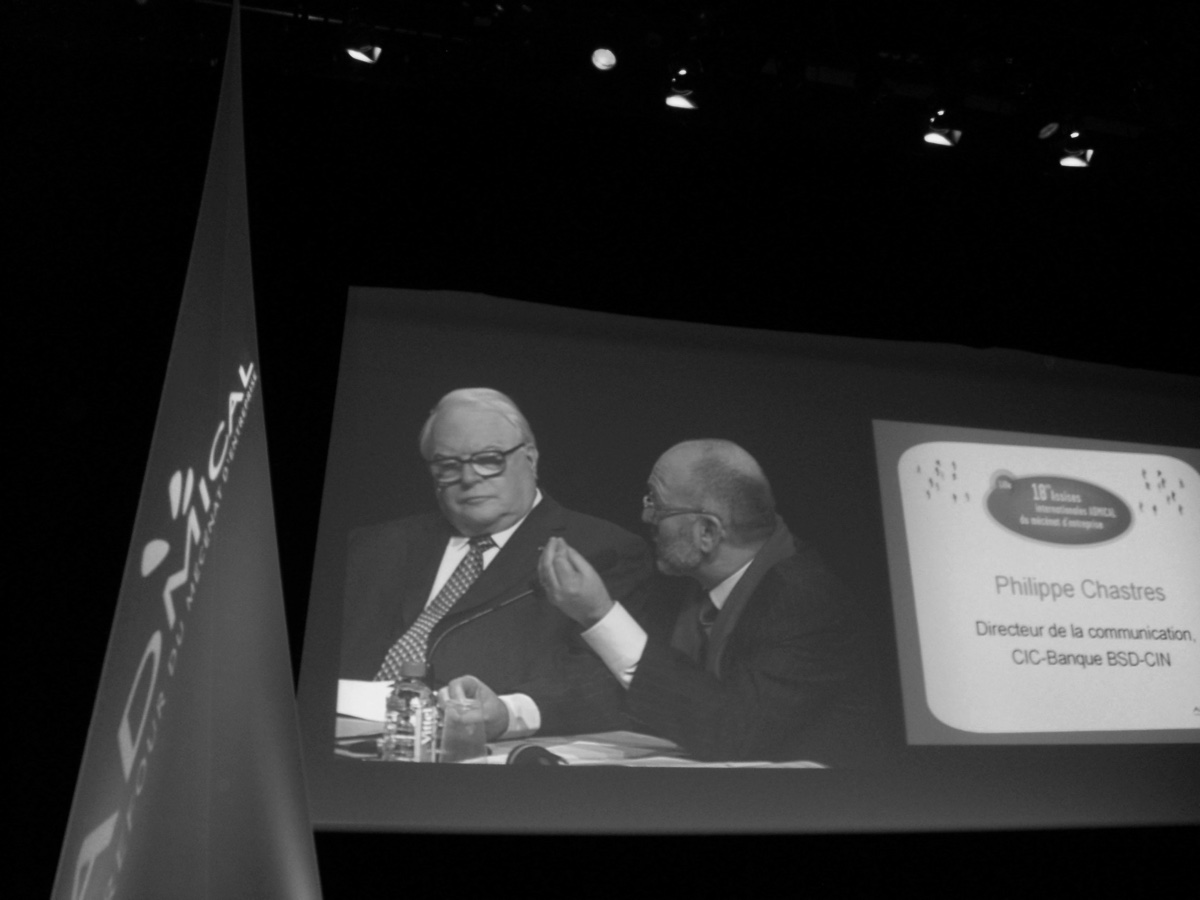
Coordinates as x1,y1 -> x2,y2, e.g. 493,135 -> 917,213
19,0 -> 1196,365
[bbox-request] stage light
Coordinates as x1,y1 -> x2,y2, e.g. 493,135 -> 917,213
1035,119 -> 1095,170
666,63 -> 700,110
346,43 -> 382,64
923,108 -> 962,146
592,48 -> 616,71
1058,130 -> 1094,167
344,25 -> 382,64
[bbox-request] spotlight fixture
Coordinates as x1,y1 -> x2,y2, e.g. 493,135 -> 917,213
344,25 -> 382,64
592,47 -> 617,71
346,43 -> 382,64
1058,129 -> 1094,168
923,107 -> 962,146
666,62 -> 701,110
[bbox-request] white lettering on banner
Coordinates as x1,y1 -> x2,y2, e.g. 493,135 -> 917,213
160,506 -> 201,629
116,632 -> 162,781
69,362 -> 256,900
70,812 -> 118,900
208,391 -> 245,481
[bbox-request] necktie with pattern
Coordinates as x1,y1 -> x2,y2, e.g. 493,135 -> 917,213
375,534 -> 497,681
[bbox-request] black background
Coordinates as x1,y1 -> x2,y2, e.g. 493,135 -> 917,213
17,1 -> 1197,895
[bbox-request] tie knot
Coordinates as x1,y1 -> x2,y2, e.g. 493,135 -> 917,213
469,534 -> 497,552
698,596 -> 719,628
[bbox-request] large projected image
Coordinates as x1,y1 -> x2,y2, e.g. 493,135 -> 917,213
328,392 -> 884,769
875,421 -> 1200,744
296,288 -> 1198,832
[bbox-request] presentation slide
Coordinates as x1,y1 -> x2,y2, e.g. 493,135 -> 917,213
875,421 -> 1200,744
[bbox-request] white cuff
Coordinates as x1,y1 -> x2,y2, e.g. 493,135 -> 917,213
581,602 -> 647,689
499,693 -> 540,739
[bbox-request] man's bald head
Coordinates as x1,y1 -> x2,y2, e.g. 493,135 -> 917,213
655,439 -> 776,546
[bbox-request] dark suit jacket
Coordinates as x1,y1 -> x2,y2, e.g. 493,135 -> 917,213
624,519 -> 882,765
340,494 -> 654,735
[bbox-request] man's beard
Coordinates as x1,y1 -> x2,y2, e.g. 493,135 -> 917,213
655,530 -> 704,576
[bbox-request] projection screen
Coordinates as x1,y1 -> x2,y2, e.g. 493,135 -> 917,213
296,287 -> 1198,833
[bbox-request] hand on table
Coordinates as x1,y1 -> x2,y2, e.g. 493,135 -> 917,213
537,536 -> 615,628
441,674 -> 509,741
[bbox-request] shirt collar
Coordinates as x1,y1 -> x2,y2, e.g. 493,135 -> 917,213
449,489 -> 542,550
708,557 -> 753,611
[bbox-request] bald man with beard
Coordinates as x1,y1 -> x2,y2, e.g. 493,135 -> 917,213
455,439 -> 881,764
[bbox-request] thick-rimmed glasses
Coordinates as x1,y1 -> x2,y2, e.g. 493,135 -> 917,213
641,493 -> 720,526
430,443 -> 527,485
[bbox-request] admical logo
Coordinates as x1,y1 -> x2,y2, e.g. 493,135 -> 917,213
69,362 -> 257,900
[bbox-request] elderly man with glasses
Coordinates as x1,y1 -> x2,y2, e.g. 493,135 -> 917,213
453,438 -> 881,764
339,387 -> 653,740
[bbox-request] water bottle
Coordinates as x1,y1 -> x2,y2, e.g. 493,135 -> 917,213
378,662 -> 440,762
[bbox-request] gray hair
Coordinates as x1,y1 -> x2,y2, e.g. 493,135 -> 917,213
418,388 -> 537,459
682,439 -> 776,545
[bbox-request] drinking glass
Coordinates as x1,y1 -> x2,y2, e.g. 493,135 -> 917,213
439,697 -> 488,762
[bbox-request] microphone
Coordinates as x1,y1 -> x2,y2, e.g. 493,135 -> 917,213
425,586 -> 536,687
506,743 -> 568,766
425,543 -> 622,685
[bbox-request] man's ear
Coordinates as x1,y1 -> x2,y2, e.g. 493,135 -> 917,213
525,444 -> 539,478
694,514 -> 723,553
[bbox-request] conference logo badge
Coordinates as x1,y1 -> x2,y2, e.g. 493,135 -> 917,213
986,473 -> 1132,545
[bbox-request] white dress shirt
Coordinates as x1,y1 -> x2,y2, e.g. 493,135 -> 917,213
428,492 -> 543,738
425,491 -> 541,604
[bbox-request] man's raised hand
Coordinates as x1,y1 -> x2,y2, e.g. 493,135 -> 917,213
537,536 -> 615,628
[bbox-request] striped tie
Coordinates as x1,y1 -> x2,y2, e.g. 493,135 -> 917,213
375,534 -> 497,681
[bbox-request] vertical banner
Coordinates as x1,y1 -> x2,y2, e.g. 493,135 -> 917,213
53,6 -> 322,899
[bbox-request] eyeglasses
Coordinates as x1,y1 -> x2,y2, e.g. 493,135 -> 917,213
430,443 -> 527,485
641,492 -> 720,525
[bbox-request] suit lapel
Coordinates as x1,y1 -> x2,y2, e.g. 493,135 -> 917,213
706,517 -> 795,679
395,518 -> 454,631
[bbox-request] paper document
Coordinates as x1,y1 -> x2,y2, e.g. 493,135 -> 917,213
337,679 -> 391,721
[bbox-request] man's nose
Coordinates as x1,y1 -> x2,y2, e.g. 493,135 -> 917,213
460,463 -> 483,486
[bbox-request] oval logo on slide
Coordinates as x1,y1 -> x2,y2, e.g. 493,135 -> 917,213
986,474 -> 1131,545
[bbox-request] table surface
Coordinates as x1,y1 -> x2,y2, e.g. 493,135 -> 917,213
334,717 -> 825,767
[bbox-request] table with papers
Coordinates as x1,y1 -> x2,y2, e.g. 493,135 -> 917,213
335,678 -> 825,767
335,716 -> 825,768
